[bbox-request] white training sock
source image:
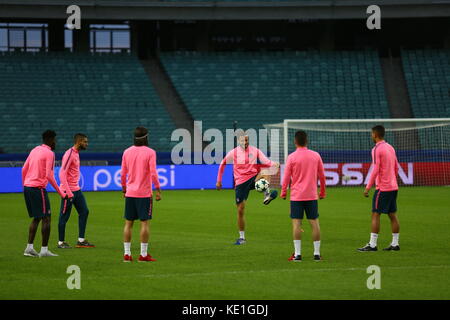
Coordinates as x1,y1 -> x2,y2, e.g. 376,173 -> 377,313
392,233 -> 399,246
141,243 -> 148,257
78,238 -> 85,243
313,241 -> 321,256
26,243 -> 34,250
58,241 -> 64,246
369,233 -> 378,248
239,231 -> 245,240
124,242 -> 131,256
294,240 -> 301,256
40,246 -> 48,254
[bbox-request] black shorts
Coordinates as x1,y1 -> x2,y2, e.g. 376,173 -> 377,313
24,186 -> 51,218
372,190 -> 398,214
290,200 -> 319,220
235,175 -> 257,204
124,197 -> 153,221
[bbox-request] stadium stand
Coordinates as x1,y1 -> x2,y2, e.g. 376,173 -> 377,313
0,52 -> 176,153
159,50 -> 390,134
401,49 -> 450,118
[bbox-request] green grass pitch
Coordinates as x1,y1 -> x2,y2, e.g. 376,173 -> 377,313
0,187 -> 449,300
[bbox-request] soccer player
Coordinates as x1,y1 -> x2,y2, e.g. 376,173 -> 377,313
281,130 -> 326,262
358,125 -> 400,252
22,130 -> 65,257
121,127 -> 161,262
57,133 -> 94,249
216,132 -> 279,245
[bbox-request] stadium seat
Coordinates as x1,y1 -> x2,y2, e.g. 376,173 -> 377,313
0,52 -> 176,153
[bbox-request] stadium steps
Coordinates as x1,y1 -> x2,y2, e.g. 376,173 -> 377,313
380,56 -> 414,119
380,56 -> 419,150
140,56 -> 200,145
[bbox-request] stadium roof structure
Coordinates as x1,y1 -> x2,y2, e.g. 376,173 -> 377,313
0,0 -> 450,20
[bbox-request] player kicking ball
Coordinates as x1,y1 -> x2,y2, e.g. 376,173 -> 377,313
22,130 -> 66,258
121,127 -> 161,262
57,133 -> 94,249
358,125 -> 401,252
281,130 -> 326,262
216,131 -> 279,245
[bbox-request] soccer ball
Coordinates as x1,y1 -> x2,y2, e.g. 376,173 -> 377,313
255,179 -> 269,192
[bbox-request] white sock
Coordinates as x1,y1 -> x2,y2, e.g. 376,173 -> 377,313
78,238 -> 85,243
239,231 -> 245,240
392,233 -> 399,246
124,242 -> 131,256
141,243 -> 148,257
58,241 -> 64,246
40,246 -> 48,254
369,233 -> 378,248
294,240 -> 301,256
26,243 -> 34,251
313,241 -> 321,256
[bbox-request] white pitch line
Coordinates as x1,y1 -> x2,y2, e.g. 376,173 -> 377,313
141,265 -> 450,279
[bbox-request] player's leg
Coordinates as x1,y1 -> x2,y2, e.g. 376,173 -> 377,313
40,214 -> 58,257
234,180 -> 250,244
288,201 -> 303,261
292,219 -> 303,261
235,200 -> 246,245
383,212 -> 400,251
358,212 -> 380,251
28,218 -> 41,244
123,197 -> 136,262
256,172 -> 278,205
383,190 -> 400,251
25,218 -> 41,257
34,188 -> 57,257
138,220 -> 154,260
305,200 -> 322,261
137,197 -> 156,262
23,187 -> 41,257
358,190 -> 382,252
73,191 -> 94,248
58,196 -> 73,248
123,219 -> 134,262
309,219 -> 322,260
41,215 -> 51,246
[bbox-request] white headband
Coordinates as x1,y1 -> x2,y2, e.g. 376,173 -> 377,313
135,134 -> 148,139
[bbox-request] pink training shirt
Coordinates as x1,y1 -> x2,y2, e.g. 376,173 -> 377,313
217,145 -> 274,186
121,145 -> 160,198
281,147 -> 326,201
59,147 -> 80,198
22,144 -> 63,197
366,140 -> 399,192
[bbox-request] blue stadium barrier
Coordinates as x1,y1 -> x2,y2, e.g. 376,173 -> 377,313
0,164 -> 234,193
1,150 -> 448,164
